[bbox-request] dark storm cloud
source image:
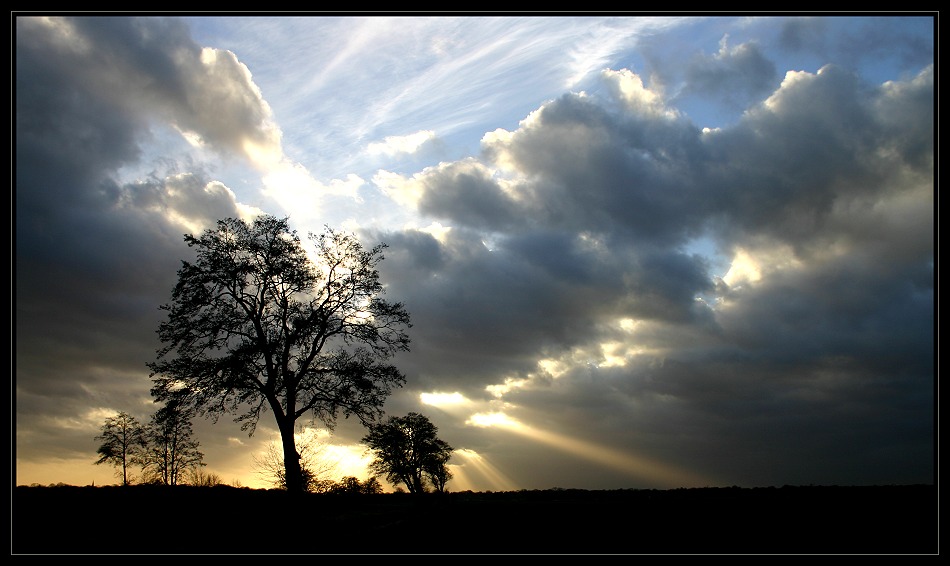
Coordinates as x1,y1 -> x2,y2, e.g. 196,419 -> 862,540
374,45 -> 932,485
482,92 -> 710,246
381,60 -> 933,378
707,64 -> 933,249
375,227 -> 607,394
777,16 -> 830,53
16,15 -> 932,490
15,17 -> 270,469
416,160 -> 522,231
780,16 -> 934,74
682,37 -> 777,109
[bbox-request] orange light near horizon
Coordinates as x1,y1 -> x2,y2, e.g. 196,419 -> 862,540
449,448 -> 518,492
466,411 -> 714,488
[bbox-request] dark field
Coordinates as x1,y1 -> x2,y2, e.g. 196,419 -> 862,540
13,483 -> 937,555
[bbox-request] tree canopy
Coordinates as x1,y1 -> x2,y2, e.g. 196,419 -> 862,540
94,411 -> 147,486
363,412 -> 454,493
142,399 -> 204,486
148,215 -> 411,493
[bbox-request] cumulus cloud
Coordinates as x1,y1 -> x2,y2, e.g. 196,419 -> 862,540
681,34 -> 777,108
372,60 -> 933,487
15,16 -> 280,474
16,15 -> 932,490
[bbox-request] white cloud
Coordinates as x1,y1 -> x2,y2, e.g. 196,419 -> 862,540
263,163 -> 364,221
602,68 -> 680,119
373,169 -> 423,209
367,130 -> 436,156
16,15 -> 934,493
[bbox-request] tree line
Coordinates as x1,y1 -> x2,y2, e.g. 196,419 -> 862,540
96,215 -> 453,494
96,406 -> 454,493
94,401 -> 203,487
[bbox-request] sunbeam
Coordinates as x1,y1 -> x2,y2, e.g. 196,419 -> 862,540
467,412 -> 715,488
449,448 -> 519,492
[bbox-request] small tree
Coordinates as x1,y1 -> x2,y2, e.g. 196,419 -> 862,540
187,468 -> 224,487
252,428 -> 341,492
148,215 -> 411,494
328,476 -> 384,494
94,411 -> 147,486
360,476 -> 384,494
362,412 -> 454,494
142,398 -> 204,486
425,448 -> 454,494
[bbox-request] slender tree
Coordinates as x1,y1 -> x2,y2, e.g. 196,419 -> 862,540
142,398 -> 204,486
94,411 -> 147,486
362,412 -> 454,494
148,215 -> 411,494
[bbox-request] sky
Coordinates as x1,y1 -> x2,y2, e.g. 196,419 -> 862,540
14,14 -> 935,492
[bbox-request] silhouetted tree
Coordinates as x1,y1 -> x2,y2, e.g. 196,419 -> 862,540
359,476 -> 384,494
142,398 -> 204,486
187,468 -> 224,487
94,411 -> 147,486
362,412 -> 454,494
252,428 -> 342,492
148,215 -> 411,494
425,448 -> 454,493
328,475 -> 384,494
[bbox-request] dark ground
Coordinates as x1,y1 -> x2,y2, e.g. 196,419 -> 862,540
11,483 -> 937,555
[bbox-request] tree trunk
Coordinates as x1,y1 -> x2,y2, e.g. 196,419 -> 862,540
278,419 -> 305,493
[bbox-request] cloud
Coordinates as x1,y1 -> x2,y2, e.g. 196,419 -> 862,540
16,15 -> 933,490
779,16 -> 934,73
367,130 -> 437,156
15,16 -> 274,471
681,34 -> 777,108
370,60 -> 933,486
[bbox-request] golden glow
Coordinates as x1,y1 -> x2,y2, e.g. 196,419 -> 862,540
322,444 -> 374,479
598,341 -> 629,367
373,169 -> 424,209
618,318 -> 639,331
254,427 -> 375,484
291,428 -> 374,481
83,407 -> 122,426
420,391 -> 471,407
537,357 -> 567,378
419,222 -> 452,243
449,449 -> 518,492
294,426 -> 331,443
241,132 -> 282,170
597,338 -> 655,368
722,245 -> 808,291
467,411 -> 524,429
602,68 -> 679,120
467,412 -> 713,488
722,248 -> 762,287
17,457 -> 110,487
481,128 -> 516,171
485,377 -> 529,398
